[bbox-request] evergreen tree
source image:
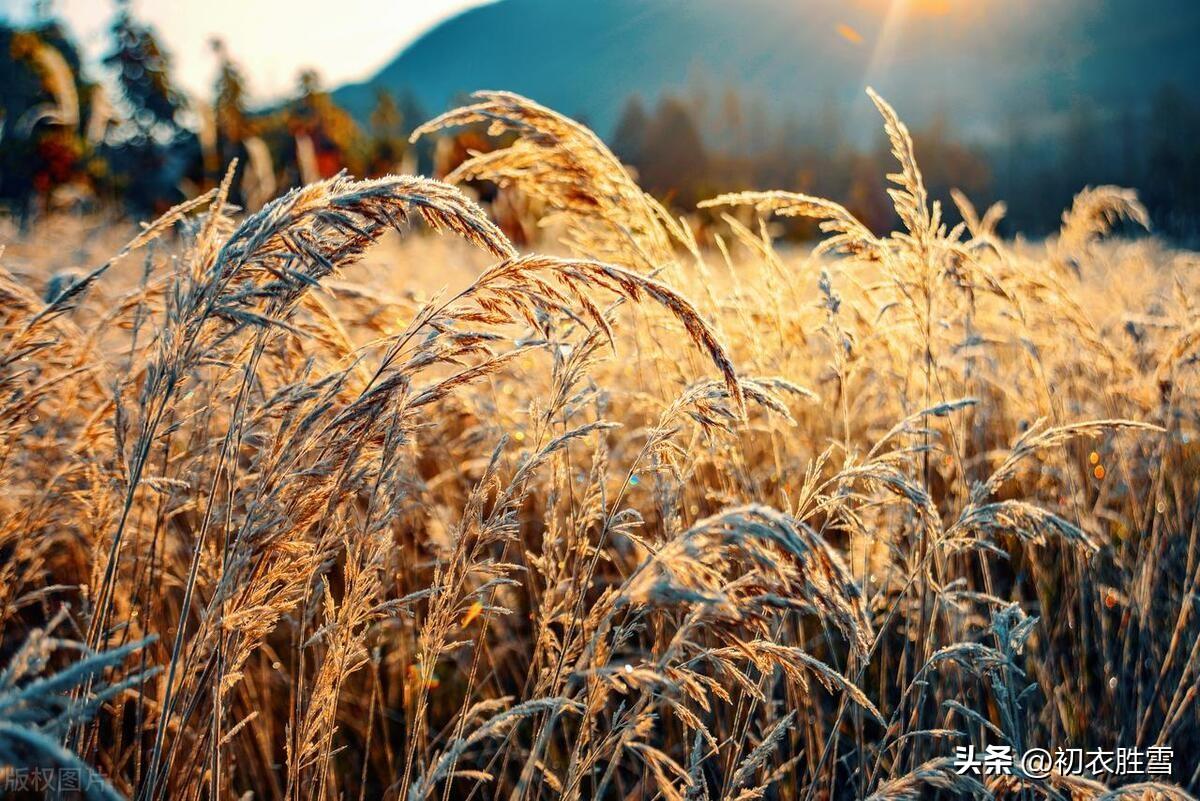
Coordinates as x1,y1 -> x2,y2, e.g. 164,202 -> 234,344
611,95 -> 648,168
104,0 -> 184,139
720,86 -> 745,154
204,37 -> 256,200
366,89 -> 407,175
1063,98 -> 1102,189
287,68 -> 364,179
211,37 -> 249,145
0,17 -> 93,222
101,0 -> 194,212
640,95 -> 707,205
1146,85 -> 1200,234
394,89 -> 432,173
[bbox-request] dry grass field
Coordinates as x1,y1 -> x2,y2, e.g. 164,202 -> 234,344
1,90 -> 1199,800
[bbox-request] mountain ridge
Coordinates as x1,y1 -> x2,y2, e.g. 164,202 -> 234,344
332,0 -> 1200,144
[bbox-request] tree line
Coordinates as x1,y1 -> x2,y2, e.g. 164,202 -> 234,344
609,81 -> 1200,240
1,1 -> 431,224
3,2 -> 1199,240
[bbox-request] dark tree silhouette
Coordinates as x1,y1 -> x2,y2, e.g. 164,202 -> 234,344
0,19 -> 93,223
639,96 -> 707,206
105,0 -> 184,138
101,0 -> 195,212
611,95 -> 649,169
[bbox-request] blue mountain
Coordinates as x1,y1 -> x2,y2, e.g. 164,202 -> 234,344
333,0 -> 1200,143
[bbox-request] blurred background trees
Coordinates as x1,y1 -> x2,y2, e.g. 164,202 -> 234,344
2,1 -> 1200,240
0,8 -> 97,222
1,2 -> 396,220
99,0 -> 194,212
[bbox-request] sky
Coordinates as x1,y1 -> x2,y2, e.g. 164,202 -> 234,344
1,0 -> 494,103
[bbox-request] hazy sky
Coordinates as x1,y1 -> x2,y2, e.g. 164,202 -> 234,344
1,0 -> 494,102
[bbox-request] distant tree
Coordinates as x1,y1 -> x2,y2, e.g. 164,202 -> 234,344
285,68 -> 364,181
746,97 -> 769,154
370,90 -> 402,138
366,89 -> 407,175
912,111 -> 990,218
394,90 -> 428,133
815,92 -> 844,156
1145,85 -> 1200,235
611,95 -> 648,168
104,0 -> 184,139
639,96 -> 707,205
393,89 -> 432,173
1117,107 -> 1140,185
769,111 -> 805,184
1062,98 -> 1102,189
719,86 -> 745,154
996,107 -> 1037,229
686,62 -> 713,131
0,18 -> 94,222
202,37 -> 262,201
846,153 -> 892,236
211,37 -> 249,146
101,0 -> 194,212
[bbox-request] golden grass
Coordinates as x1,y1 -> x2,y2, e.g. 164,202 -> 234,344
0,89 -> 1198,801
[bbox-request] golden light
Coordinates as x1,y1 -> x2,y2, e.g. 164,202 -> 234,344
861,0 -> 909,93
857,0 -> 958,15
836,23 -> 866,45
856,0 -> 979,95
911,0 -> 953,14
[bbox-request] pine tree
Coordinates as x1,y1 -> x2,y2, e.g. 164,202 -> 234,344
640,95 -> 707,205
366,89 -> 407,175
0,16 -> 92,222
104,0 -> 183,139
101,0 -> 191,212
211,37 -> 248,145
611,95 -> 648,168
287,68 -> 363,178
